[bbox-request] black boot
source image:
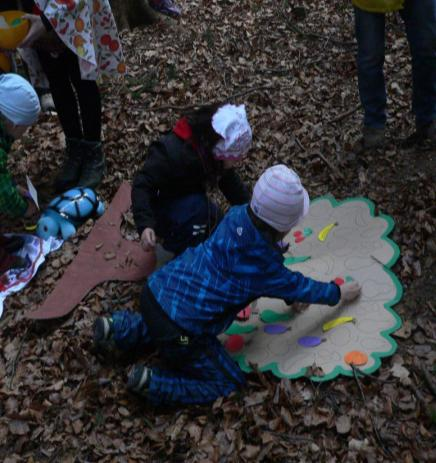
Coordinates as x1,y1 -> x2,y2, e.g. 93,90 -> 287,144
0,234 -> 24,253
54,138 -> 83,192
401,121 -> 436,149
78,141 -> 106,189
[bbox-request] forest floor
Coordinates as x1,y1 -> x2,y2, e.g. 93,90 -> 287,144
1,1 -> 435,461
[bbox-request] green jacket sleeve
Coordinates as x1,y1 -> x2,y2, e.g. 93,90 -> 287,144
0,146 -> 27,217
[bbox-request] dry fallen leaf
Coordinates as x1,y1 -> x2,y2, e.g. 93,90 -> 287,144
335,415 -> 351,434
8,420 -> 29,436
1,1 -> 435,461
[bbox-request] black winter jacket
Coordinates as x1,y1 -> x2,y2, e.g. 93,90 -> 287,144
131,133 -> 250,235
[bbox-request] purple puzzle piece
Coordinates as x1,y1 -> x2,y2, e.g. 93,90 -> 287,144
298,336 -> 323,347
264,324 -> 289,335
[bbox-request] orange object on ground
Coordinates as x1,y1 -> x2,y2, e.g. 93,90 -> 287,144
344,351 -> 369,366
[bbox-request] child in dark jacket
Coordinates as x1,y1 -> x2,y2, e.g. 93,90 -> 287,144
131,103 -> 252,256
94,165 -> 361,407
0,73 -> 40,274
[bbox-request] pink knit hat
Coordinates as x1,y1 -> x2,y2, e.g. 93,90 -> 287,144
250,165 -> 310,232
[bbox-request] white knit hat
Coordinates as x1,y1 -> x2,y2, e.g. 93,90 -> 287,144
250,164 -> 310,232
212,104 -> 252,160
0,73 -> 40,126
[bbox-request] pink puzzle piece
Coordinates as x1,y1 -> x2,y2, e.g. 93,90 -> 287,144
27,182 -> 156,320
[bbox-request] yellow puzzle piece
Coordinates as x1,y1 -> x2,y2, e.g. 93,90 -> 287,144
323,316 -> 355,332
318,222 -> 338,242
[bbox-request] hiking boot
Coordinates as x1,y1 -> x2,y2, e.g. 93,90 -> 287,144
54,138 -> 83,192
402,121 -> 436,149
127,364 -> 151,394
362,126 -> 386,150
78,141 -> 106,189
93,316 -> 115,350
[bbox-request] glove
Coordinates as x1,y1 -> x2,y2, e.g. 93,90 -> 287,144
340,281 -> 361,304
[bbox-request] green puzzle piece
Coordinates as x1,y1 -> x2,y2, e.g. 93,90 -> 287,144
284,255 -> 311,266
225,323 -> 256,335
260,310 -> 293,323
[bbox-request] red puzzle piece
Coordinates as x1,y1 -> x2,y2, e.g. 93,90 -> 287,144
27,182 -> 156,320
236,305 -> 251,321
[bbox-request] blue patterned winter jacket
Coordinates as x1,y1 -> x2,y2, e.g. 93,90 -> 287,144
148,205 -> 340,336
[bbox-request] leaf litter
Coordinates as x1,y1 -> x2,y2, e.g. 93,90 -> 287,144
0,0 -> 435,461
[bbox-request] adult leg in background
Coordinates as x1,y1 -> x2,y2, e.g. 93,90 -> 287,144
64,49 -> 105,188
401,0 -> 436,144
37,49 -> 84,191
354,7 -> 387,148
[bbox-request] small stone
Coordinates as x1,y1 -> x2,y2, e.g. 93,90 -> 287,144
310,443 -> 320,453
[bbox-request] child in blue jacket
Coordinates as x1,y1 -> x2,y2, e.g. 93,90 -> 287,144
93,165 -> 361,406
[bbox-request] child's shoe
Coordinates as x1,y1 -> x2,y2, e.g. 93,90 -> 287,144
40,93 -> 56,113
127,364 -> 151,395
149,0 -> 181,18
93,316 -> 115,349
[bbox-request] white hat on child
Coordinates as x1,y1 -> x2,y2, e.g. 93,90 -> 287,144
212,104 -> 252,160
0,73 -> 40,126
250,164 -> 310,232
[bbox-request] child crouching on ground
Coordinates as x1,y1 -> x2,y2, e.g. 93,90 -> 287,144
94,165 -> 361,406
0,73 -> 40,274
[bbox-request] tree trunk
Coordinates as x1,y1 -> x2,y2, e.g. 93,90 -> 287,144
109,0 -> 157,30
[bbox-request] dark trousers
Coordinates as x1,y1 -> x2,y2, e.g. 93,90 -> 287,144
37,48 -> 102,141
153,193 -> 223,256
354,0 -> 436,128
110,285 -> 246,406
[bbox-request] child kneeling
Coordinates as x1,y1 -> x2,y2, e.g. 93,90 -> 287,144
0,73 -> 40,274
94,165 -> 361,406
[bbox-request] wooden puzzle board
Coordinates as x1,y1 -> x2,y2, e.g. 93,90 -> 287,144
221,196 -> 402,381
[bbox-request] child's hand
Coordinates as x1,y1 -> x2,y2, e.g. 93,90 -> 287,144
141,228 -> 156,251
19,15 -> 46,48
340,281 -> 361,305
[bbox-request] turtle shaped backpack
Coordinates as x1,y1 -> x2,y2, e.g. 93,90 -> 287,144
37,188 -> 105,241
